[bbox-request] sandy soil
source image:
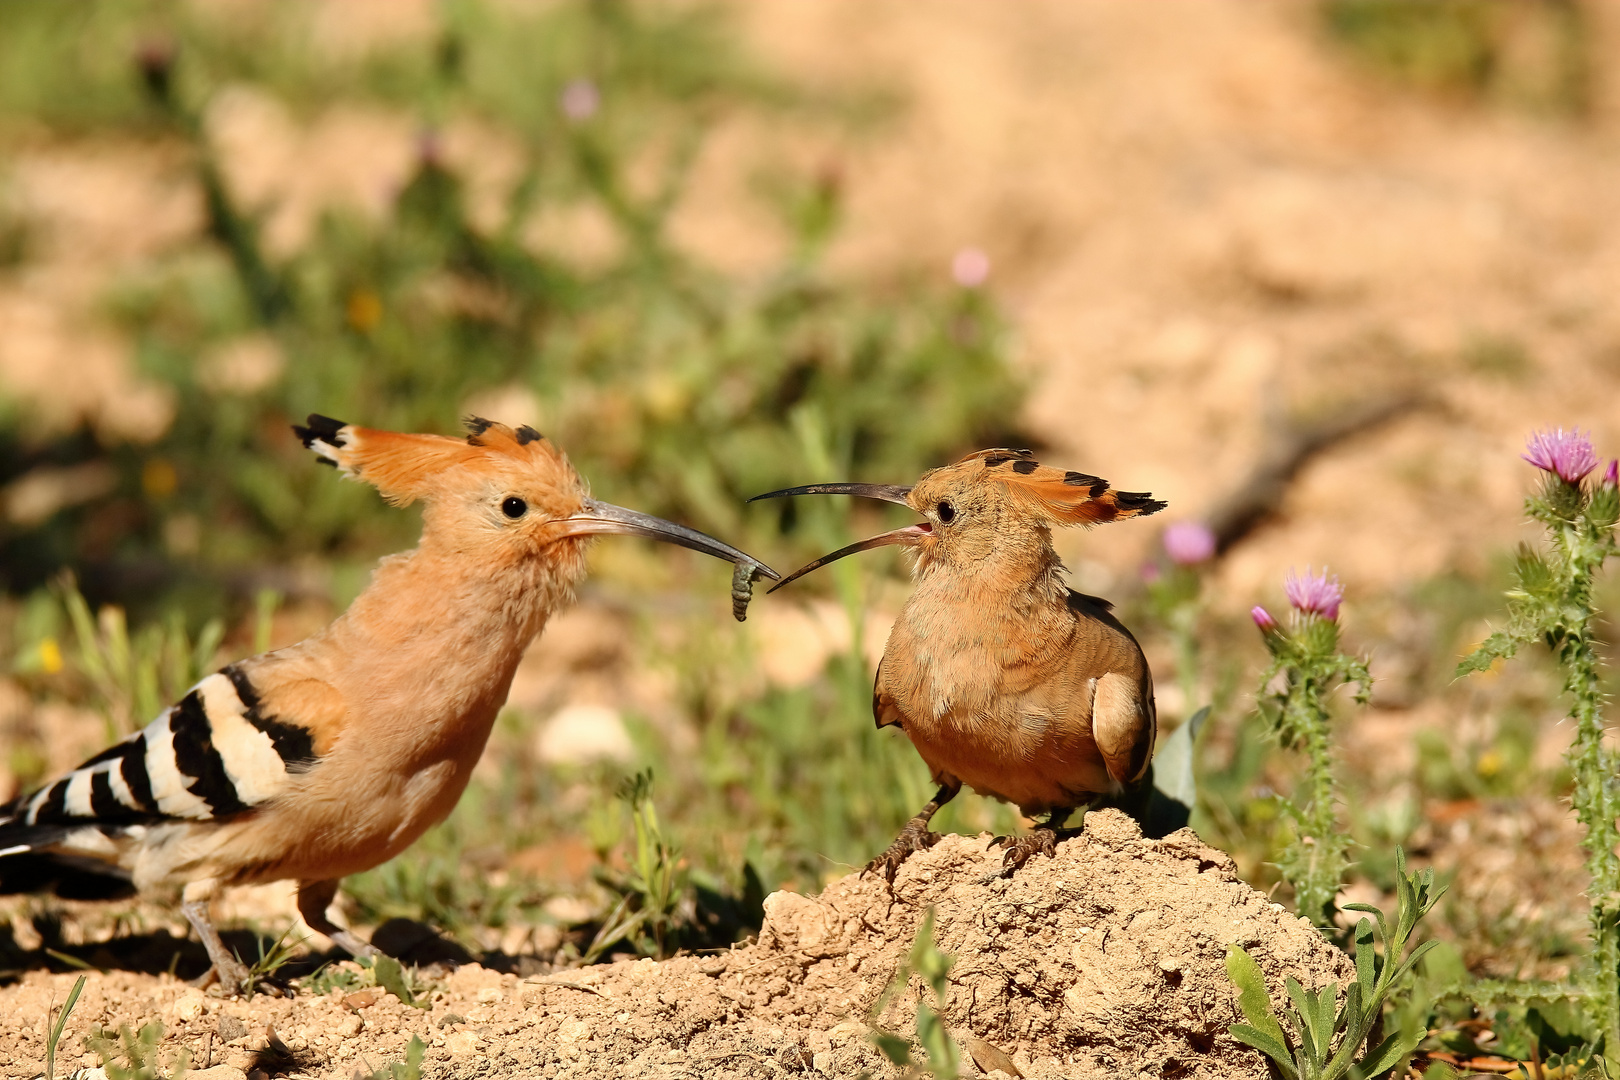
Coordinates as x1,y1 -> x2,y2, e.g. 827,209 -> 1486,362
0,812 -> 1351,1080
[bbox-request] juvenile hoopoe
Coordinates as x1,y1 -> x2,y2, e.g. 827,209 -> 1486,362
756,448 -> 1164,879
0,415 -> 774,992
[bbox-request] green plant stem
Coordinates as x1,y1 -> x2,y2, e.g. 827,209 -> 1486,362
1461,470 -> 1620,1051
1297,678 -> 1340,926
1558,518 -> 1620,1054
1257,621 -> 1367,932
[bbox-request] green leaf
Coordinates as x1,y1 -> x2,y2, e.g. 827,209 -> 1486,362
1308,983 -> 1339,1067
46,973 -> 87,1080
1390,939 -> 1442,986
372,955 -> 425,1009
1337,980 -> 1362,1037
390,1035 -> 426,1080
1353,917 -> 1376,996
1285,977 -> 1324,1068
1343,902 -> 1392,955
1230,1024 -> 1300,1079
1352,1027 -> 1422,1080
1289,977 -> 1315,1068
1455,629 -> 1524,678
1227,946 -> 1286,1036
869,1030 -> 912,1067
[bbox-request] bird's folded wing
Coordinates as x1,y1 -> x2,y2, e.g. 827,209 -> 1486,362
1091,671 -> 1155,787
2,662 -> 339,840
872,658 -> 909,729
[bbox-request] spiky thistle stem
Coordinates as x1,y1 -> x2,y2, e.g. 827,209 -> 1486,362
1460,433 -> 1620,1051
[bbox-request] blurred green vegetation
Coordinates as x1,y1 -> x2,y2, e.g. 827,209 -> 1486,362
0,0 -> 1021,614
1321,0 -> 1591,114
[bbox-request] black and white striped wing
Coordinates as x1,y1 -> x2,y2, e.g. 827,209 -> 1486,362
0,663 -> 318,852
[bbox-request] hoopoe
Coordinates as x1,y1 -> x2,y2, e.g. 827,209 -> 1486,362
0,415 -> 774,992
755,448 -> 1164,879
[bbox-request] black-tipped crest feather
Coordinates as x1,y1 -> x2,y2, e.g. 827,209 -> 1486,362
293,414 -> 347,449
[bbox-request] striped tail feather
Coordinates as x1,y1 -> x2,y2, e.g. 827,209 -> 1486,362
0,662 -> 321,896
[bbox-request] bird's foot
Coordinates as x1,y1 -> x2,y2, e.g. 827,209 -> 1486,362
994,826 -> 1062,876
192,954 -> 254,996
863,817 -> 942,884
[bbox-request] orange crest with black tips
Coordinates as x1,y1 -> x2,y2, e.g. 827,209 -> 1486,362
946,448 -> 1166,527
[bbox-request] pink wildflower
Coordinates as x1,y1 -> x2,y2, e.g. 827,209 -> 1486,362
1163,521 -> 1216,566
561,79 -> 600,122
951,248 -> 990,288
1284,566 -> 1343,622
1606,459 -> 1618,488
1522,428 -> 1598,485
1251,606 -> 1280,634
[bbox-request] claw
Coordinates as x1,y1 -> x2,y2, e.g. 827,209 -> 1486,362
998,827 -> 1060,874
864,817 -> 943,883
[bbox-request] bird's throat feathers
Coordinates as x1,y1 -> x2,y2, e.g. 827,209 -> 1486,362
910,514 -> 1065,591
339,540 -> 579,665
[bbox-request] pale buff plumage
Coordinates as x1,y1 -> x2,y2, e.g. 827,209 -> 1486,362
758,448 -> 1162,879
0,415 -> 771,991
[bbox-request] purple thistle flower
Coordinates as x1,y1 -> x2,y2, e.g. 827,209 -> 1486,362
1284,566 -> 1343,621
1522,427 -> 1598,485
560,79 -> 600,122
1163,521 -> 1216,566
1251,605 -> 1280,634
1606,459 -> 1618,488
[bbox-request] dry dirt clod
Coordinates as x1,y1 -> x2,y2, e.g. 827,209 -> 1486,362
0,810 -> 1350,1079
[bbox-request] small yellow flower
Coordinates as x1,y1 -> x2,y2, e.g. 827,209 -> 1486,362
38,637 -> 63,674
347,288 -> 383,332
1476,749 -> 1503,780
142,458 -> 179,499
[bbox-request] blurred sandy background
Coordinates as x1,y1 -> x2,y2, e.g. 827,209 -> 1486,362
7,0 -> 1620,613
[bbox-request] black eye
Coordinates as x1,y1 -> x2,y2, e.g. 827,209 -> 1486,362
502,496 -> 528,519
937,500 -> 956,524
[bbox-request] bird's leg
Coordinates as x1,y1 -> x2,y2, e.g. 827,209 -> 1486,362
865,782 -> 960,884
997,807 -> 1076,874
297,878 -> 380,960
180,880 -> 251,994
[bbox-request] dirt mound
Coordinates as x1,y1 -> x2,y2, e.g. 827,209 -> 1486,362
0,811 -> 1350,1079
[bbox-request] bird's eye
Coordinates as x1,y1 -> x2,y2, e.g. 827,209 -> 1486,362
501,496 -> 528,519
937,500 -> 956,524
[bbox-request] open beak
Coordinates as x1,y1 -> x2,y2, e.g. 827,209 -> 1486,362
554,499 -> 779,580
767,523 -> 930,593
751,482 -> 923,592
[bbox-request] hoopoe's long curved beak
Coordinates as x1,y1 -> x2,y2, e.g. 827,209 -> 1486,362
749,482 -> 913,506
767,523 -> 930,593
555,499 -> 780,580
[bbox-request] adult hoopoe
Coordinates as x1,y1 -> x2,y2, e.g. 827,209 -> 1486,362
0,415 -> 774,992
755,448 -> 1164,880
